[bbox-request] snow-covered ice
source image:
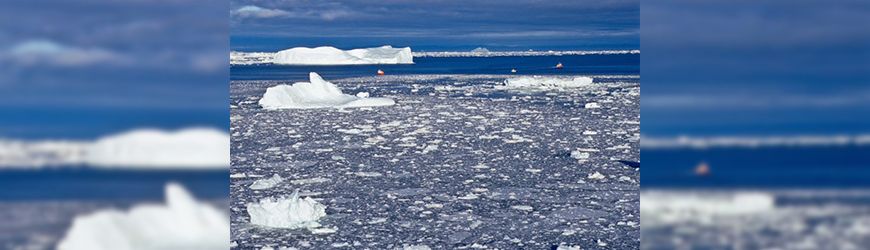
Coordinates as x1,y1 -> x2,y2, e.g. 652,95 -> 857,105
271,46 -> 413,65
246,190 -> 327,229
56,183 -> 229,250
259,72 -> 395,110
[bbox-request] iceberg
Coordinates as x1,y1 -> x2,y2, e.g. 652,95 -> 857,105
0,127 -> 229,168
56,183 -> 230,250
246,190 -> 327,229
272,46 -> 413,65
85,128 -> 230,168
259,72 -> 395,110
503,76 -> 594,90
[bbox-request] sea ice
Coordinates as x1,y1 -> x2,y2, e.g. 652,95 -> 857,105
502,76 -> 594,90
56,183 -> 229,250
259,72 -> 395,110
250,174 -> 284,190
272,46 -> 413,65
246,190 -> 327,229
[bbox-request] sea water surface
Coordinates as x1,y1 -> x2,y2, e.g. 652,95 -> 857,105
230,54 -> 640,249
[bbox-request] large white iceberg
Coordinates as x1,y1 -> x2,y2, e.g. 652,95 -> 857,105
272,46 -> 413,65
56,183 -> 229,250
85,128 -> 230,168
0,128 -> 229,168
641,191 -> 775,225
259,72 -> 395,110
502,76 -> 594,90
246,190 -> 327,229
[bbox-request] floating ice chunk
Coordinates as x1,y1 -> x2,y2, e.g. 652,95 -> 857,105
585,102 -> 601,109
402,245 -> 432,250
355,92 -> 370,98
272,46 -> 413,65
503,76 -> 594,89
640,192 -> 775,219
259,72 -> 395,110
570,151 -> 590,160
57,183 -> 229,250
556,245 -> 580,250
511,205 -> 534,211
250,174 -> 284,190
246,190 -> 327,229
85,128 -> 230,168
355,171 -> 383,177
588,172 -> 606,180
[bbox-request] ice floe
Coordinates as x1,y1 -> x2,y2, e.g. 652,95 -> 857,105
249,174 -> 284,190
247,190 -> 327,229
641,192 -> 775,224
502,76 -> 594,90
259,72 -> 395,110
271,46 -> 413,65
56,183 -> 229,250
0,128 -> 229,168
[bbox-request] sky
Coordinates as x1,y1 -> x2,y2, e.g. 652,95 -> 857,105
0,0 -> 229,139
230,0 -> 640,51
641,0 -> 870,136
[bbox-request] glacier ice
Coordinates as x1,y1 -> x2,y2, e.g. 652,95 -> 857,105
86,128 -> 230,168
641,192 -> 775,225
272,46 -> 413,65
246,190 -> 327,229
56,183 -> 229,250
259,72 -> 395,109
249,174 -> 284,190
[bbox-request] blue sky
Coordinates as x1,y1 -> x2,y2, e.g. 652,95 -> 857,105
641,0 -> 870,136
230,0 -> 640,51
0,0 -> 229,139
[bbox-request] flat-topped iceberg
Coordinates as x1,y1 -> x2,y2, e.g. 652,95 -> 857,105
57,183 -> 229,250
272,46 -> 413,65
247,190 -> 327,229
0,128 -> 229,168
502,76 -> 594,89
259,72 -> 395,109
86,128 -> 230,168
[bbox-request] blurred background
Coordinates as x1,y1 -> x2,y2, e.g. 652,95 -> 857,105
641,0 -> 870,249
0,0 -> 229,249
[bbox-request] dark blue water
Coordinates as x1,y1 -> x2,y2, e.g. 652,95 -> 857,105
0,169 -> 228,200
643,146 -> 870,189
231,54 -> 639,80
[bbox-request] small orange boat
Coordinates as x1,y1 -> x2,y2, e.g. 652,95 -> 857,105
694,161 -> 710,176
555,63 -> 564,69
377,69 -> 385,76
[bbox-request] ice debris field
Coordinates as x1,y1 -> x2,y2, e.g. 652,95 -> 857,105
231,73 -> 640,249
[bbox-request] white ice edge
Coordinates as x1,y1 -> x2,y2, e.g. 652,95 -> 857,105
0,127 -> 229,168
235,45 -> 413,65
641,134 -> 870,149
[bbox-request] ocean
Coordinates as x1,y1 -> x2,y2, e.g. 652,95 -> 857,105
230,53 -> 640,249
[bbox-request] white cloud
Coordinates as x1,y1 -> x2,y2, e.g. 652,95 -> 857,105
4,40 -> 124,67
232,5 -> 291,19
